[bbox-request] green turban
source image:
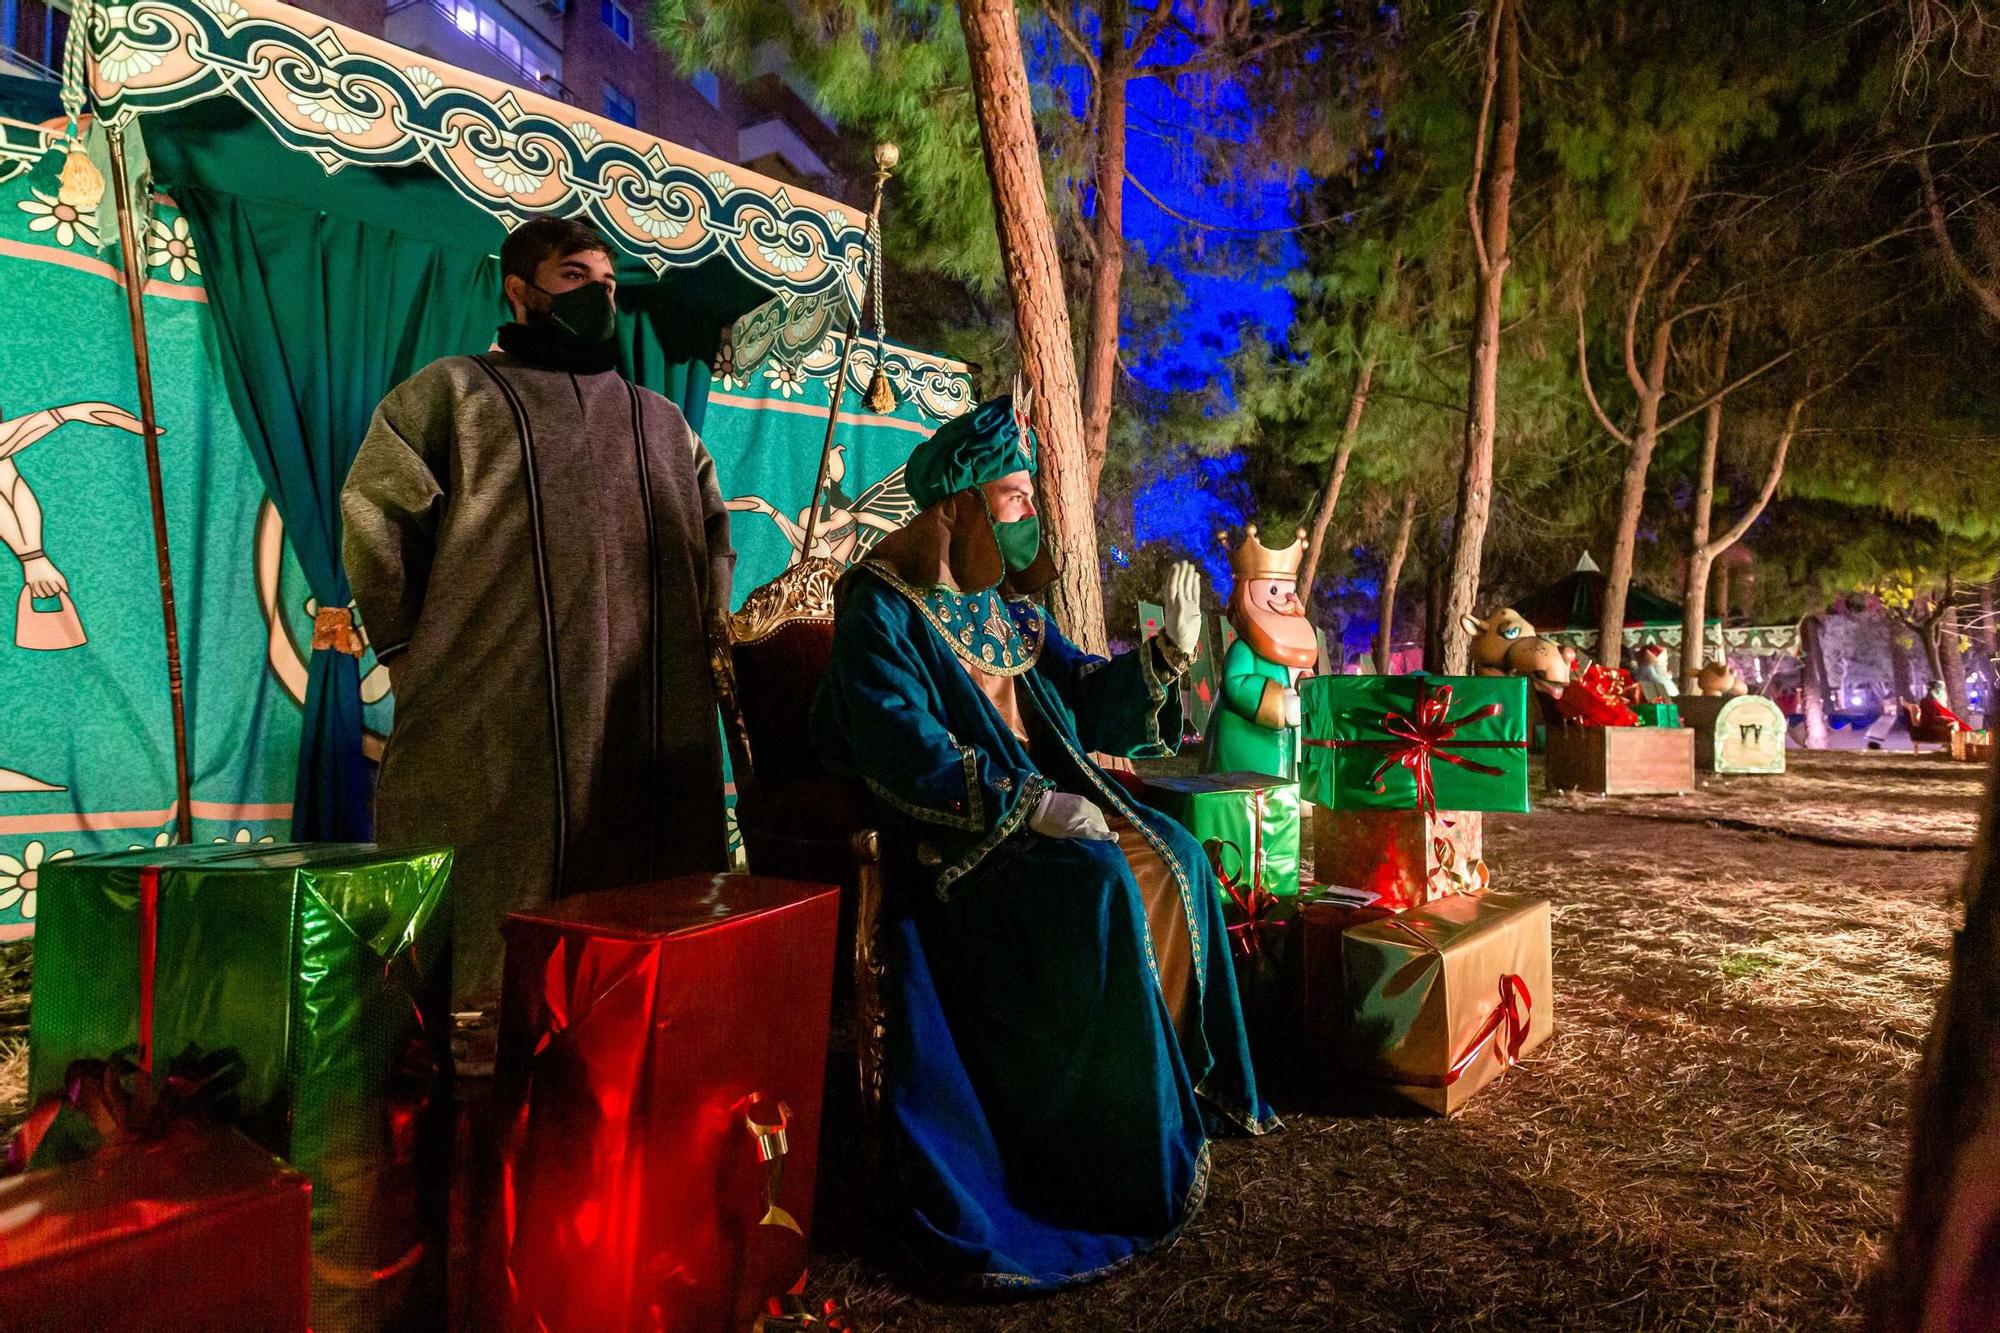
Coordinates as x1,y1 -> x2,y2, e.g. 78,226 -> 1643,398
904,395 -> 1039,510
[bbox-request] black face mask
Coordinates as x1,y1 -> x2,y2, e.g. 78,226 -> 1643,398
530,280 -> 618,346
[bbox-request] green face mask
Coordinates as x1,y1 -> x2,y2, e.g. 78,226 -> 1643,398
992,515 -> 1041,573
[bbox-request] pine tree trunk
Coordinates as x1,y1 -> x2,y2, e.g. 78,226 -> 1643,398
1375,492 -> 1416,674
1981,579 -> 1998,663
1423,547 -> 1447,671
1922,611 -> 1946,694
1080,0 -> 1129,497
1678,394 -> 1722,688
961,0 -> 1105,653
1298,350 -> 1376,604
1890,627 -> 1914,705
1438,0 -> 1518,675
1875,744 -> 2000,1330
1597,329 -> 1676,671
1941,603 -> 1971,716
1800,612 -> 1830,749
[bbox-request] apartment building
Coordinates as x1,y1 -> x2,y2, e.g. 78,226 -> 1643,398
1,0 -> 847,196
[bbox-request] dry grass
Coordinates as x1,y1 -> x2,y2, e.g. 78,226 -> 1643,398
0,750 -> 1976,1329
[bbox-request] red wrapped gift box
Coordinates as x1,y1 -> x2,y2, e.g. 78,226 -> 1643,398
0,1126 -> 310,1332
486,874 -> 841,1332
1311,807 -> 1485,910
1296,895 -> 1398,1080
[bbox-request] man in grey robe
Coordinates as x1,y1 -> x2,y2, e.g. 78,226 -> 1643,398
342,215 -> 733,1003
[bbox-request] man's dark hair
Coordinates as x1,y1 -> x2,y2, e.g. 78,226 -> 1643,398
501,215 -> 615,284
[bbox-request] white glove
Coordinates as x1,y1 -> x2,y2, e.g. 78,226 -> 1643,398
1160,560 -> 1203,657
1281,687 -> 1302,729
1030,791 -> 1116,841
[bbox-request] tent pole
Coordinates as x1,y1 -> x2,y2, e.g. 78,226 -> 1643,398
800,147 -> 896,562
106,123 -> 195,845
798,328 -> 860,563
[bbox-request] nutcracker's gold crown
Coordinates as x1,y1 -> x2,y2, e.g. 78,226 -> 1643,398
1217,524 -> 1308,583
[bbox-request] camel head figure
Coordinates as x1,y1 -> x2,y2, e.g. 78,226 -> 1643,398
1697,662 -> 1747,696
1461,609 -> 1572,696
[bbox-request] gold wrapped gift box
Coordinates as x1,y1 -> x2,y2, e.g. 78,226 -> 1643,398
1340,893 -> 1553,1115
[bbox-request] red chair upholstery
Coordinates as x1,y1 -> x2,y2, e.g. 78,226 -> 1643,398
713,558 -> 887,1143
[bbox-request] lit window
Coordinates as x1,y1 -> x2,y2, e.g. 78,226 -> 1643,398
600,0 -> 632,44
604,81 -> 637,127
477,12 -> 496,43
692,71 -> 720,107
499,28 -> 520,63
452,1 -> 476,34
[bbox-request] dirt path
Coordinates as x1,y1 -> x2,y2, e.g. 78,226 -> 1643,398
812,750 -> 1977,1330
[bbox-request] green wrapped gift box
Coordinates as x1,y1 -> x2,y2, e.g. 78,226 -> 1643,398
28,843 -> 453,1330
1300,674 -> 1530,814
1143,772 -> 1302,903
1635,701 -> 1681,727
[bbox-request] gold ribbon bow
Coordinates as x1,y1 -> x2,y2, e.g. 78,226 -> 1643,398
311,607 -> 366,656
746,1096 -> 802,1237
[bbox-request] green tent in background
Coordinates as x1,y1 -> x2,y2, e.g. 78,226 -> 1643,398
1517,552 -> 1801,666
1515,552 -> 1699,638
0,0 -> 971,936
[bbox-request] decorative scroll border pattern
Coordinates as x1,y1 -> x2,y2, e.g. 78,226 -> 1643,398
1541,623 -> 1803,657
84,0 -> 870,307
0,119 -> 57,186
721,290 -> 978,423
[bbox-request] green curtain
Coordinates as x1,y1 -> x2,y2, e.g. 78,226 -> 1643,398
170,187 -> 502,840
621,299 -> 719,434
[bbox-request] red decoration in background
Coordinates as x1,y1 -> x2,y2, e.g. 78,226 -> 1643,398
1551,663 -> 1640,727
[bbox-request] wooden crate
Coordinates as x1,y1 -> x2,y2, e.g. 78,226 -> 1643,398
1546,725 -> 1695,795
1952,729 -> 1993,763
1676,694 -> 1787,775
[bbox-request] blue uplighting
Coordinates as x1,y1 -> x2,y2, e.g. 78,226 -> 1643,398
1133,453 -> 1254,590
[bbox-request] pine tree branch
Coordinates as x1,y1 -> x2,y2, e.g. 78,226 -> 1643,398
1122,170 -> 1338,235
1626,176 -> 1693,397
1656,348 -> 1796,435
1577,301 -> 1635,448
1042,4 -> 1100,78
1704,396 -> 1802,558
1918,148 -> 2000,322
1141,29 -> 1316,80
1130,0 -> 1176,65
1465,0 -> 1506,277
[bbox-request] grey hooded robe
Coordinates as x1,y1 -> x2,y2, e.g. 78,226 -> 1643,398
341,351 -> 733,1002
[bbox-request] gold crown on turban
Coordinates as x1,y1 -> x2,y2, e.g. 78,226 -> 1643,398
1216,523 -> 1308,582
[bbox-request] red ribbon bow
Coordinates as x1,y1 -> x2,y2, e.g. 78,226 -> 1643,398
1207,831 -> 1278,967
1441,973 -> 1533,1086
1552,663 -> 1640,728
1307,681 -> 1515,820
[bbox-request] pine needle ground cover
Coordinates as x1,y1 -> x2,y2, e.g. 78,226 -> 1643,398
0,751 -> 1973,1327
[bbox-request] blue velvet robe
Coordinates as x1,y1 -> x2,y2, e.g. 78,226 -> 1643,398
811,562 -> 1275,1292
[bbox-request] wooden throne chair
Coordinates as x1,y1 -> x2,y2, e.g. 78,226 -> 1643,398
710,557 -> 886,1169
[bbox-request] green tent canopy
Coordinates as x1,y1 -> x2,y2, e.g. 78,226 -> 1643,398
1516,552 -> 1704,635
0,0 -> 956,930
1520,554 -> 1801,663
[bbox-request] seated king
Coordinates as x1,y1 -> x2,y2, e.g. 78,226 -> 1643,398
812,393 -> 1275,1292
